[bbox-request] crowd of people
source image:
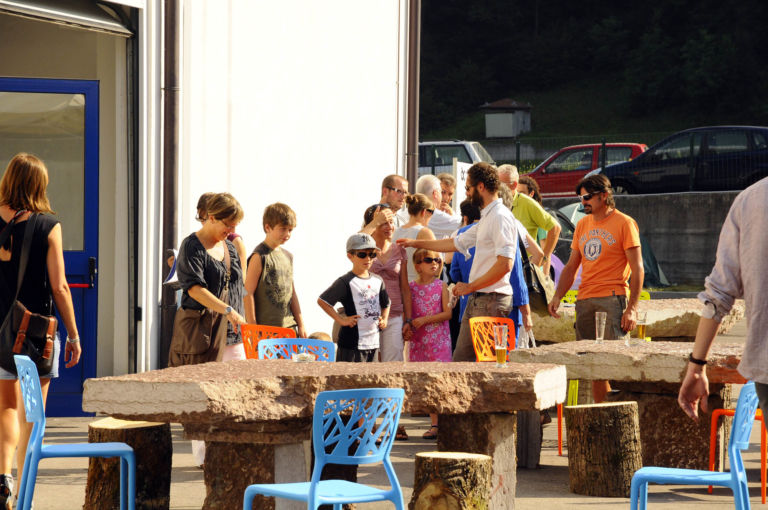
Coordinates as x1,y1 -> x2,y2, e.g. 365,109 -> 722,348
9,151 -> 764,506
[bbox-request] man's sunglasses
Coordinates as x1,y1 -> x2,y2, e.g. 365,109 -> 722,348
386,186 -> 407,196
353,251 -> 378,259
579,192 -> 598,202
419,257 -> 441,264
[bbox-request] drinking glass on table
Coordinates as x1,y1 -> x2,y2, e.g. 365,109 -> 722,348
635,311 -> 648,343
493,324 -> 508,368
595,311 -> 607,343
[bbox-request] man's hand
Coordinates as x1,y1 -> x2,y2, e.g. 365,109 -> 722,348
542,258 -> 551,279
621,307 -> 637,334
440,203 -> 454,215
521,307 -> 534,331
678,364 -> 709,421
547,297 -> 561,318
337,314 -> 360,327
378,316 -> 388,330
297,325 -> 308,339
452,282 -> 473,297
396,238 -> 415,248
402,322 -> 413,341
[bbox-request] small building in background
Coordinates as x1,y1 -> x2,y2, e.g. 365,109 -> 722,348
480,98 -> 532,138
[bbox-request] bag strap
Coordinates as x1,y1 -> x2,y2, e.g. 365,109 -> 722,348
0,212 -> 37,301
221,241 -> 231,293
0,210 -> 27,249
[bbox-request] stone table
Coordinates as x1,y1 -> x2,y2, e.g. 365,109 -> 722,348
533,298 -> 745,343
509,340 -> 745,470
83,360 -> 566,510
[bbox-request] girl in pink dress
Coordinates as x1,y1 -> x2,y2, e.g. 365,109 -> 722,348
408,249 -> 452,439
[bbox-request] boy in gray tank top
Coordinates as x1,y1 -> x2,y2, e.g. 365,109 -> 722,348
243,203 -> 307,338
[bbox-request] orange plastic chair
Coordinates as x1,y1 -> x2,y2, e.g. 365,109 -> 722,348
709,408 -> 766,503
468,316 -> 516,362
240,324 -> 297,360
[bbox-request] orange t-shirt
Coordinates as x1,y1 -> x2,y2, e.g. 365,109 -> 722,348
571,209 -> 641,300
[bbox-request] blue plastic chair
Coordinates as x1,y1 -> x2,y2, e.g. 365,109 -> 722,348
257,338 -> 336,362
630,381 -> 759,510
243,387 -> 405,510
13,355 -> 136,510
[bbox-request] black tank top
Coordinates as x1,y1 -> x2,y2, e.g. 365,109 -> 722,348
0,213 -> 59,316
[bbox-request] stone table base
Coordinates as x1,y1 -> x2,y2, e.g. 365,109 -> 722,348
208,441 -> 310,510
607,382 -> 733,470
438,413 -> 516,510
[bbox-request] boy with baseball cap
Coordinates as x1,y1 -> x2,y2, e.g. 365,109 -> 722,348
317,233 -> 391,362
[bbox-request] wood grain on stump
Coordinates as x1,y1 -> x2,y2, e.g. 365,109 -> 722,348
565,402 -> 641,497
84,417 -> 171,510
409,452 -> 492,510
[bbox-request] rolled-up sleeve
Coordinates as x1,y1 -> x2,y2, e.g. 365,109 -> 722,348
454,224 -> 477,257
494,214 -> 518,260
699,199 -> 744,321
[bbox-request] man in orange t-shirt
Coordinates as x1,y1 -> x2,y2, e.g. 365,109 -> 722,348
547,174 -> 644,402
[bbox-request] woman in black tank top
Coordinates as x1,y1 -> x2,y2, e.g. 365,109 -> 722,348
0,153 -> 81,508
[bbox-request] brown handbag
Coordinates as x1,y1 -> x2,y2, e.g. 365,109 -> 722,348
168,244 -> 231,367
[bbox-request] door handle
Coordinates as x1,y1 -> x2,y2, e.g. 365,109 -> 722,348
68,257 -> 97,289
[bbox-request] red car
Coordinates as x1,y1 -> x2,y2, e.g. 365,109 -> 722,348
526,143 -> 647,198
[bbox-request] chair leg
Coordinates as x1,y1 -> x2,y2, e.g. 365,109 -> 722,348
243,486 -> 254,510
126,452 -> 136,510
557,403 -> 563,456
19,457 -> 40,510
762,422 -> 766,505
629,476 -> 640,510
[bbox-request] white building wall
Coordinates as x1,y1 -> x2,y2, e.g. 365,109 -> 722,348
177,1 -> 409,336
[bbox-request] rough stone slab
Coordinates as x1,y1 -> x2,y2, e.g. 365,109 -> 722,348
507,341 -> 744,384
83,361 -> 566,431
534,298 -> 745,343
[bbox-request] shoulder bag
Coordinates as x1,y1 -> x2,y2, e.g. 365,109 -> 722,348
519,236 -> 555,316
168,243 -> 231,367
0,212 -> 57,376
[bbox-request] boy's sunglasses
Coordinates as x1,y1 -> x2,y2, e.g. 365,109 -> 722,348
354,251 -> 378,259
419,257 -> 441,264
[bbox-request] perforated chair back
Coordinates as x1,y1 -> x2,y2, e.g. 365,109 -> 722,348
468,316 -> 516,362
314,388 -> 404,467
730,382 -> 759,455
257,338 -> 336,362
14,355 -> 46,442
241,324 -> 296,359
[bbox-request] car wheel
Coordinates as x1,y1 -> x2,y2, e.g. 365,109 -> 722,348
612,183 -> 632,195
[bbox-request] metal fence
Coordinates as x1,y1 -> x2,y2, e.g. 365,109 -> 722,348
483,132 -> 673,173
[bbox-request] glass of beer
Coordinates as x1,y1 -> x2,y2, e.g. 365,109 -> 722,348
493,324 -> 508,367
636,311 -> 648,341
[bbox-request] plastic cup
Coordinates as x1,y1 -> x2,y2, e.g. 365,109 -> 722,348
493,324 -> 508,367
595,311 -> 607,343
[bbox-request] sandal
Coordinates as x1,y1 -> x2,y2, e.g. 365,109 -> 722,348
422,425 -> 438,440
395,425 -> 409,441
0,473 -> 13,510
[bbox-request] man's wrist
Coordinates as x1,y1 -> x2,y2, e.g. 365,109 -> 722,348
66,336 -> 80,344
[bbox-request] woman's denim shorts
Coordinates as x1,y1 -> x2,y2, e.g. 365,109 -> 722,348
0,335 -> 61,380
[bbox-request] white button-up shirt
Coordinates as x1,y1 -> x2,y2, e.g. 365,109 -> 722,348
454,198 -> 518,295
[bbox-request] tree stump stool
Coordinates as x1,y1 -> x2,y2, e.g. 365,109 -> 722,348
84,417 -> 172,510
409,452 -> 492,510
564,402 -> 641,497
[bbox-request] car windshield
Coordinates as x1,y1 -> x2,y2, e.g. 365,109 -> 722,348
472,142 -> 495,164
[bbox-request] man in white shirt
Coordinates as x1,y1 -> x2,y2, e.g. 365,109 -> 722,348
397,162 -> 517,361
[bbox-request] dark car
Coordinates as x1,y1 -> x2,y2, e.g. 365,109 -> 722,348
593,126 -> 768,194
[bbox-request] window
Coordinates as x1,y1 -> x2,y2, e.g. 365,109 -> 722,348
548,149 -> 593,173
753,132 -> 768,150
651,134 -> 701,160
435,146 -> 472,165
598,147 -> 633,166
708,131 -> 748,154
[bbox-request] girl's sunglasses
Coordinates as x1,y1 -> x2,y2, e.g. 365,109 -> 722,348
419,257 -> 441,264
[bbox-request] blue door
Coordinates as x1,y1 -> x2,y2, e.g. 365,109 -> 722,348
0,78 -> 99,416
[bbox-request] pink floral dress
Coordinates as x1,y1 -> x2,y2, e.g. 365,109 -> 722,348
408,279 -> 452,362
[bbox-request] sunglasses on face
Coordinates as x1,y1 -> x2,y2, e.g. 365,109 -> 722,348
465,184 -> 474,192
419,257 -> 441,264
579,192 -> 598,202
353,251 -> 377,259
426,209 -> 435,215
